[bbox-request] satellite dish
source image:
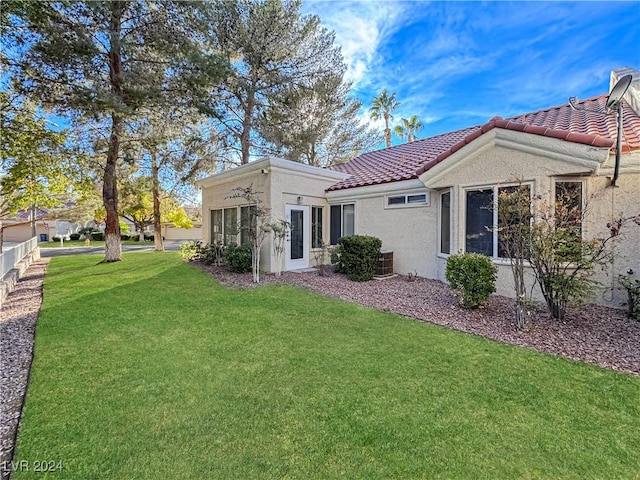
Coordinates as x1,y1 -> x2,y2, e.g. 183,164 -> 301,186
605,74 -> 632,112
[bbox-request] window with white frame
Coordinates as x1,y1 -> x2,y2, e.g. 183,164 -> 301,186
211,207 -> 240,245
386,192 -> 428,207
464,184 -> 532,258
312,206 -> 323,248
240,205 -> 257,245
440,191 -> 451,255
329,203 -> 355,245
210,209 -> 223,244
223,208 -> 238,245
554,180 -> 583,238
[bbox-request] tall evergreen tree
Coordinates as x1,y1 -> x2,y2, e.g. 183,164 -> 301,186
205,0 -> 343,164
260,78 -> 381,166
3,1 -> 227,261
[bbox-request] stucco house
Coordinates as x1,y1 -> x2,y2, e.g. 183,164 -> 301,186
198,68 -> 640,308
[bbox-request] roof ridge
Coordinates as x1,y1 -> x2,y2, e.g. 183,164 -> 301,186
507,94 -> 608,121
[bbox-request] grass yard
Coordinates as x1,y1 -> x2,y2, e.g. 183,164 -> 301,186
12,253 -> 640,479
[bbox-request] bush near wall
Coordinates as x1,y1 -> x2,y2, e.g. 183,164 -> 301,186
338,235 -> 382,282
224,244 -> 252,273
179,240 -> 202,261
445,252 -> 497,308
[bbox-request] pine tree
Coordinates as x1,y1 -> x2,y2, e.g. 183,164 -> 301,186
3,1 -> 227,261
206,0 -> 343,164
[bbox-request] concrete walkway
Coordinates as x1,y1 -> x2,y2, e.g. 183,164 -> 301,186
39,240 -> 184,257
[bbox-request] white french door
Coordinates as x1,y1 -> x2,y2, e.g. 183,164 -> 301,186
285,204 -> 309,270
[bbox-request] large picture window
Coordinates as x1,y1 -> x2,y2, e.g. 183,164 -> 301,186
210,207 -> 240,245
329,203 -> 355,245
465,189 -> 494,256
465,184 -> 532,258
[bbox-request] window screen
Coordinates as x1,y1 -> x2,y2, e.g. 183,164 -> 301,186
465,189 -> 493,256
223,208 -> 237,245
312,206 -> 323,248
330,205 -> 341,245
440,192 -> 451,254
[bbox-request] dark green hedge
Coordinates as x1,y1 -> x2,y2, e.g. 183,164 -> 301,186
338,235 -> 382,282
445,252 -> 497,308
224,244 -> 252,273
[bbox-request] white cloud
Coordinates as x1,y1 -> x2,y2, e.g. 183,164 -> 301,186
302,0 -> 407,87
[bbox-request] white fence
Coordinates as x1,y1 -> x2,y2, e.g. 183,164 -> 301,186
1,236 -> 38,280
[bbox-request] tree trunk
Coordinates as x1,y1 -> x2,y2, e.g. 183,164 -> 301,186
240,89 -> 255,164
104,118 -> 122,262
547,296 -> 565,320
383,112 -> 391,148
151,150 -> 164,252
103,1 -> 124,262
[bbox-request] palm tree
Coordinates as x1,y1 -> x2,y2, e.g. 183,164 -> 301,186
393,115 -> 423,143
369,90 -> 400,148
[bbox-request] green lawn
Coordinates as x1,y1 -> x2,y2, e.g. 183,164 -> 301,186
12,253 -> 640,479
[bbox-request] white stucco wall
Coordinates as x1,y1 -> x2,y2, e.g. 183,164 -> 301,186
327,180 -> 435,278
198,158 -> 347,273
421,129 -> 640,309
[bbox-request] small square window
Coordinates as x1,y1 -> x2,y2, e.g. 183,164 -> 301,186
388,196 -> 406,205
407,194 -> 427,204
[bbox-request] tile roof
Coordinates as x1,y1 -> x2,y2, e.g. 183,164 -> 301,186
328,95 -> 640,191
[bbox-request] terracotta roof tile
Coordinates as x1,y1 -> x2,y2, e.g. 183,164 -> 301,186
327,95 -> 640,191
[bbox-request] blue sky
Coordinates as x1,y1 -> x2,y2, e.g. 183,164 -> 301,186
301,0 -> 640,143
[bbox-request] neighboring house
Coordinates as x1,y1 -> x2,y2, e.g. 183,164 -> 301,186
198,68 -> 640,308
1,207 -> 82,243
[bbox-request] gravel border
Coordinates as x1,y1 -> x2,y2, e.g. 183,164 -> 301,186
0,259 -> 49,480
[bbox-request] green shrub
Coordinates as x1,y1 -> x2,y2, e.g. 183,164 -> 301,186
619,272 -> 640,321
445,253 -> 497,308
120,233 -> 131,240
91,232 -> 104,241
179,240 -> 202,261
144,234 -> 154,242
200,243 -> 226,266
69,233 -> 81,241
338,235 -> 382,282
224,244 -> 252,273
